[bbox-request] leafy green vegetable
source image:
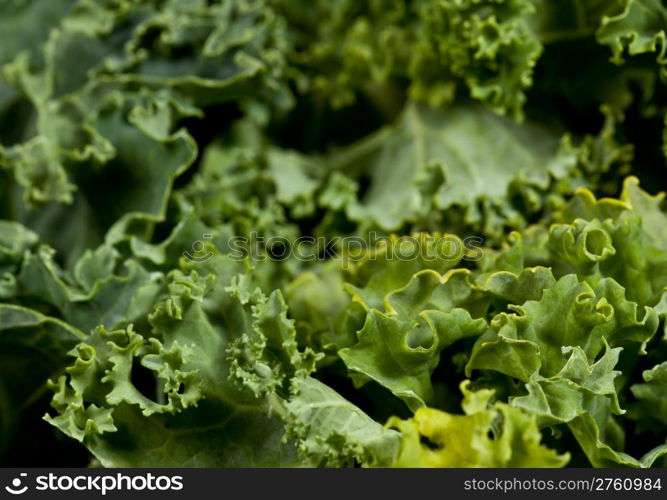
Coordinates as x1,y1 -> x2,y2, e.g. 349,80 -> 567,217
2,0 -> 667,469
387,381 -> 569,467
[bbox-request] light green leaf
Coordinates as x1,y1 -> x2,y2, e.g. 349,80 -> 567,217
340,269 -> 487,410
387,381 -> 568,467
329,103 -> 577,233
